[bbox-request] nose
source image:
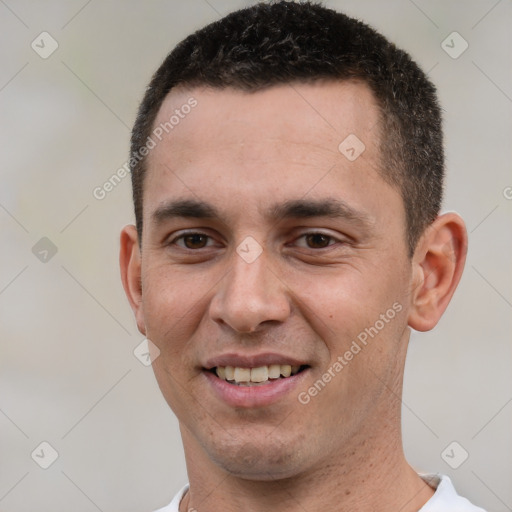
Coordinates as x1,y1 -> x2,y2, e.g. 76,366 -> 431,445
209,247 -> 291,333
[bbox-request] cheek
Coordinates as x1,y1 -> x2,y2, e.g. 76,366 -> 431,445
141,265 -> 209,360
290,263 -> 408,356
291,270 -> 380,336
142,268 -> 209,415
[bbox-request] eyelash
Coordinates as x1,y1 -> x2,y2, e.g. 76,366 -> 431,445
169,231 -> 342,250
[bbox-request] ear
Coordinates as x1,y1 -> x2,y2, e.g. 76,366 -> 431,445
408,212 -> 468,332
120,225 -> 146,335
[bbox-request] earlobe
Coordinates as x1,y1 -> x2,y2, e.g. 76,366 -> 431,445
408,213 -> 468,332
119,225 -> 146,335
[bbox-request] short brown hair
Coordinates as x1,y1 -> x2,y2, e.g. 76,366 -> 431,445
130,0 -> 444,255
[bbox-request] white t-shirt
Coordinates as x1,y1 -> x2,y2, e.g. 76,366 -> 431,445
154,473 -> 487,512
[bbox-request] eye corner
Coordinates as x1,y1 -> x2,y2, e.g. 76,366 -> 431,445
166,229 -> 227,252
291,230 -> 346,250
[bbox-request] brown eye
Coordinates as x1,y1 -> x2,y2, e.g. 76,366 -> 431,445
305,233 -> 332,248
182,234 -> 209,249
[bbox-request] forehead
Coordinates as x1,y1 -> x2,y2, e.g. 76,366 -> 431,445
151,80 -> 380,156
143,80 -> 402,232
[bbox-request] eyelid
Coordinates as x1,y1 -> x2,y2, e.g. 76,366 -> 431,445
291,229 -> 347,246
168,229 -> 220,248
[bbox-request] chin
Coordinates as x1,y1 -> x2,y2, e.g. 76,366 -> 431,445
206,430 -> 311,481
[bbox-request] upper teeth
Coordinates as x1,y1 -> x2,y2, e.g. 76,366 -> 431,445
216,365 -> 301,383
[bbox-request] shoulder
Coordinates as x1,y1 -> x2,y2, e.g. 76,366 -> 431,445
152,484 -> 189,512
419,474 -> 487,512
153,477 -> 487,512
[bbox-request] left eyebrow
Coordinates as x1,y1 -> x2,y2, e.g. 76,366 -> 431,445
267,198 -> 373,228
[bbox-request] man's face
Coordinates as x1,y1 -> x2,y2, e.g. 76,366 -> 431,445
138,81 -> 414,479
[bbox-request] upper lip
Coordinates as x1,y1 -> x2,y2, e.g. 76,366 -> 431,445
204,353 -> 309,370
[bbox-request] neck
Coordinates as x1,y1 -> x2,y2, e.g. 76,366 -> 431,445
179,415 -> 434,512
179,333 -> 435,512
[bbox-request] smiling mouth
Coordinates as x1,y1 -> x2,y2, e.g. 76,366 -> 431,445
209,365 -> 309,386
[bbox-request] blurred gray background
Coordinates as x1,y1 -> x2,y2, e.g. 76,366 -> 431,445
1,1 -> 511,511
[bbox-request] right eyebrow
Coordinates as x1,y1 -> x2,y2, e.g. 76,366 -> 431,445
150,199 -> 220,226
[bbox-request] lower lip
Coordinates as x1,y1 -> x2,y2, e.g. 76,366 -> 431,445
203,369 -> 310,408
